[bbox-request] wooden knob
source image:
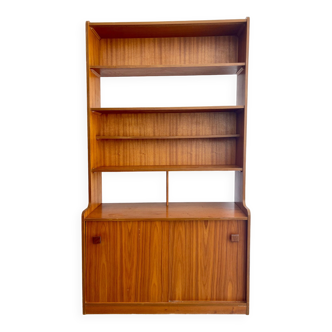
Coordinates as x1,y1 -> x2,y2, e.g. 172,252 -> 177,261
93,236 -> 101,244
230,234 -> 239,242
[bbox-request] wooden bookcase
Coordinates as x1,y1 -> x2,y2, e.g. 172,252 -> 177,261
82,19 -> 251,315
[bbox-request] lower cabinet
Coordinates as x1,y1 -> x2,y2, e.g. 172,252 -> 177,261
85,220 -> 247,310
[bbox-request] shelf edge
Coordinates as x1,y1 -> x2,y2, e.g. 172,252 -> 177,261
92,165 -> 243,172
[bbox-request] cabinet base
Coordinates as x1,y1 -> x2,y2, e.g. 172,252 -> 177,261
84,302 -> 248,314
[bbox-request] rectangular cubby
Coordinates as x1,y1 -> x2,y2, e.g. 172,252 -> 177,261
100,76 -> 237,107
91,111 -> 243,169
169,171 -> 235,202
102,172 -> 166,203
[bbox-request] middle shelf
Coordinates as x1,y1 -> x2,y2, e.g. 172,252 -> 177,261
96,134 -> 240,140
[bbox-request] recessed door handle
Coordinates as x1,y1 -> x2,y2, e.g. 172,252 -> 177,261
93,236 -> 101,244
230,234 -> 239,242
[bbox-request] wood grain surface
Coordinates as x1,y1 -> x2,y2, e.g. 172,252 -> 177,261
87,72 -> 102,199
101,138 -> 236,166
85,203 -> 248,221
86,23 -> 102,211
82,18 -> 251,315
86,221 -> 166,302
88,24 -> 100,66
234,20 -> 248,208
85,302 -> 247,314
100,36 -> 239,66
81,203 -> 101,315
166,171 -> 169,206
236,108 -> 244,168
85,219 -> 246,304
92,165 -> 242,172
91,106 -> 244,114
91,63 -> 245,77
97,135 -> 240,140
97,112 -> 239,166
90,19 -> 246,39
99,112 -> 236,136
169,220 -> 246,301
235,17 -> 251,314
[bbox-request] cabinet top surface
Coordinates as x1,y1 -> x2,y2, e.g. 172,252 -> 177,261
85,202 -> 248,221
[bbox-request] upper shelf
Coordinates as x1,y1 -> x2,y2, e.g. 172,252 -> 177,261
90,63 -> 245,77
91,106 -> 244,114
89,19 -> 247,39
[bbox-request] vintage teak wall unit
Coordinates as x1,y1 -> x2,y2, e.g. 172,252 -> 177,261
82,19 -> 251,314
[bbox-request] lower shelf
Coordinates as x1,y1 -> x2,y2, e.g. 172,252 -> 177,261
84,301 -> 247,314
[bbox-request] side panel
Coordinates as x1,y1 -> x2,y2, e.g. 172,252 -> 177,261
86,22 -> 102,210
235,17 -> 251,314
81,204 -> 100,315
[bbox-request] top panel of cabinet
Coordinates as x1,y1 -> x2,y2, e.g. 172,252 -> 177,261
89,20 -> 247,39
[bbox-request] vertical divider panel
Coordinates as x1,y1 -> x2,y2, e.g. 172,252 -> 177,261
166,171 -> 169,206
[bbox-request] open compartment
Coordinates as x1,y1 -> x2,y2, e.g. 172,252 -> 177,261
100,75 -> 237,107
169,171 -> 235,202
102,172 -> 166,203
89,21 -> 246,63
91,109 -> 244,171
91,77 -> 244,172
88,20 -> 247,76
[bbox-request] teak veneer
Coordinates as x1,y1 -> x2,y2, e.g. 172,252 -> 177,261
90,63 -> 245,77
82,18 -> 251,315
85,203 -> 248,221
91,106 -> 244,114
92,165 -> 243,172
96,134 -> 240,140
